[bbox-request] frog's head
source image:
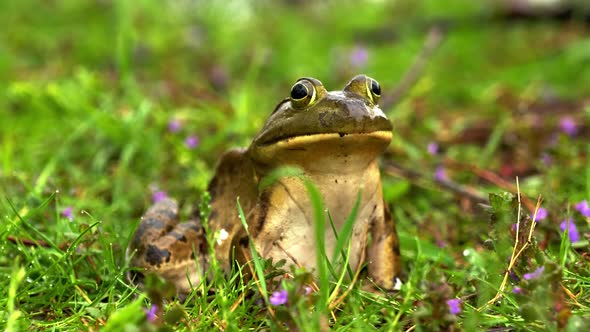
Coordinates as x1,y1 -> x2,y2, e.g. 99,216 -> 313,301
249,75 -> 392,173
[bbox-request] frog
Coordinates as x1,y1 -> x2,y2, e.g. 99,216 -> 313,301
127,74 -> 401,296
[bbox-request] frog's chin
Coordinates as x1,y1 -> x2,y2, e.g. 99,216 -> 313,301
249,130 -> 392,173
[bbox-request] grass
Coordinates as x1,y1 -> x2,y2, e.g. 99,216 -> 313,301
1,0 -> 590,330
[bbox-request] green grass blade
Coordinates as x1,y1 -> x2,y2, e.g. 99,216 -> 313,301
304,179 -> 329,312
5,195 -> 59,250
257,166 -> 304,192
237,198 -> 268,300
331,190 -> 361,263
6,259 -> 26,332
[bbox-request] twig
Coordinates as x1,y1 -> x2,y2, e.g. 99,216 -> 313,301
383,161 -> 489,205
7,236 -> 49,247
444,158 -> 538,213
560,283 -> 583,308
381,25 -> 445,109
478,179 -> 542,311
229,292 -> 246,313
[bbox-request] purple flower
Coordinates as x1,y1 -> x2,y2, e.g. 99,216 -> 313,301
523,266 -> 545,280
168,119 -> 182,133
304,286 -> 312,295
541,153 -> 553,166
152,191 -> 168,203
434,166 -> 448,181
512,286 -> 522,294
446,298 -> 462,315
144,304 -> 157,322
185,135 -> 199,149
349,46 -> 368,68
534,207 -> 548,221
560,218 -> 580,243
427,142 -> 439,155
61,207 -> 74,221
574,200 -> 590,217
269,289 -> 288,306
559,116 -> 577,136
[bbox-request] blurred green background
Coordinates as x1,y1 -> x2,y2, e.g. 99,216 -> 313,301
1,0 -> 589,330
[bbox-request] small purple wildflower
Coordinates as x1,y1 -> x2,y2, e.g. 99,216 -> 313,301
523,266 -> 545,280
446,298 -> 462,315
185,135 -> 199,149
168,119 -> 182,133
61,207 -> 74,221
434,166 -> 448,181
304,286 -> 312,295
144,304 -> 157,322
541,153 -> 553,166
559,116 -> 577,136
269,289 -> 288,306
574,200 -> 590,217
534,207 -> 548,221
560,218 -> 580,243
349,46 -> 368,68
512,286 -> 522,294
427,142 -> 439,155
152,191 -> 168,203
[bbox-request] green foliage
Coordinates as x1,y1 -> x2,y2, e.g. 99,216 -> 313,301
1,0 -> 590,330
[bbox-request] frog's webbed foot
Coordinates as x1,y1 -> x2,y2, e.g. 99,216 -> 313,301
127,198 -> 209,296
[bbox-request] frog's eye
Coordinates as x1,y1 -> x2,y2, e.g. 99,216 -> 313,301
365,78 -> 381,104
291,82 -> 308,99
290,79 -> 316,109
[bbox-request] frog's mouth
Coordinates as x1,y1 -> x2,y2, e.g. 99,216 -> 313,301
250,130 -> 393,170
269,130 -> 392,147
253,97 -> 393,148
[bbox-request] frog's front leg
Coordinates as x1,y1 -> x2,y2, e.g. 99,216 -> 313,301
366,201 -> 402,290
127,198 -> 209,296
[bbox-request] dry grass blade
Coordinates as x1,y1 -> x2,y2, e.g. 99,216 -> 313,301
478,178 -> 542,311
241,246 -> 276,318
329,230 -> 368,311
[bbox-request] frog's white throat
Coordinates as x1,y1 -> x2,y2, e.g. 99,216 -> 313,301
251,158 -> 384,275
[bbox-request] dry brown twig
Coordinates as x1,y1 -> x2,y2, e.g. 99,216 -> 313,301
445,158 -> 538,213
383,161 -> 489,205
478,177 -> 542,311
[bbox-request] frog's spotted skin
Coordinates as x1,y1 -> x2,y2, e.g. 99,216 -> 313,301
127,198 -> 208,292
127,75 -> 401,296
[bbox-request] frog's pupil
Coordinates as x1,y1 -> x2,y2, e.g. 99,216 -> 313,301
291,83 -> 308,100
371,80 -> 381,96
